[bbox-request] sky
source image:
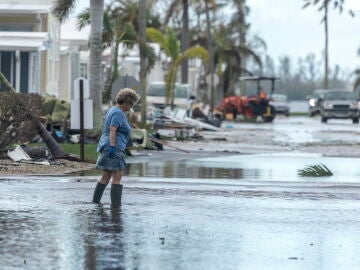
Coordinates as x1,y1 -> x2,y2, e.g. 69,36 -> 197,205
247,0 -> 360,72
73,0 -> 360,72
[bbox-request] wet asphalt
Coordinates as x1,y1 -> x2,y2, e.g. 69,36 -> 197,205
2,116 -> 360,270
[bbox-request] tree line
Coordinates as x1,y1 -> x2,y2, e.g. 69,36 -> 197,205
51,0 -> 360,125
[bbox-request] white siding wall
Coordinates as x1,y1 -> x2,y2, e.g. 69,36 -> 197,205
59,53 -> 70,101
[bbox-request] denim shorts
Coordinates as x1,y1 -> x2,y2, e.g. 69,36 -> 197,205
95,148 -> 126,171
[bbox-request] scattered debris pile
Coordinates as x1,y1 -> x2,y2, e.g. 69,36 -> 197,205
7,145 -> 57,166
0,92 -> 43,150
151,106 -> 221,134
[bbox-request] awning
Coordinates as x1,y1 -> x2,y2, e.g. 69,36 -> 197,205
0,32 -> 51,51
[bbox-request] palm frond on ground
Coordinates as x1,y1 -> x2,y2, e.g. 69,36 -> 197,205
298,163 -> 333,177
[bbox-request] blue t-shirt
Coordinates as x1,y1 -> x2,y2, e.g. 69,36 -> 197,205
97,106 -> 131,152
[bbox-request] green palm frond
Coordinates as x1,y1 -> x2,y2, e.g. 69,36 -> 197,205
165,28 -> 180,59
76,8 -> 90,30
146,27 -> 181,60
52,0 -> 77,23
117,23 -> 137,47
146,27 -> 166,48
179,45 -> 209,63
298,163 -> 333,177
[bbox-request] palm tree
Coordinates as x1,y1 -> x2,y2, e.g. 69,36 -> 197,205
303,0 -> 345,89
204,0 -> 215,112
76,6 -> 137,103
212,24 -> 262,97
53,0 -> 104,132
146,27 -> 208,107
197,0 -> 227,110
231,0 -> 249,95
181,0 -> 190,84
56,1 -> 158,124
162,0 -> 190,84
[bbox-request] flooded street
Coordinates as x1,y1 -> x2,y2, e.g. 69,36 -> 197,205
2,116 -> 360,269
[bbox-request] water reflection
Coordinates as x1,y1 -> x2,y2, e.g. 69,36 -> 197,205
0,205 -> 126,269
78,162 -> 262,179
82,206 -> 125,270
127,162 -> 262,179
73,153 -> 360,183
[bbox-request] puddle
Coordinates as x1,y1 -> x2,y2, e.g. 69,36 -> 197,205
77,152 -> 360,183
189,152 -> 360,182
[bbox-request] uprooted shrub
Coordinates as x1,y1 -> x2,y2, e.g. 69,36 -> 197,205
0,92 -> 43,150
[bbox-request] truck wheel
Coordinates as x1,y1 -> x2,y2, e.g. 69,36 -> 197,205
353,118 -> 359,124
321,116 -> 327,123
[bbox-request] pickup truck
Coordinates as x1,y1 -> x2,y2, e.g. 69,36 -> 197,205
146,81 -> 194,118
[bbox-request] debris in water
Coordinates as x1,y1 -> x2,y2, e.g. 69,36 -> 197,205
298,163 -> 333,177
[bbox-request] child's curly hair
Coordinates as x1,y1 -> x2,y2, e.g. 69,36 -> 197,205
115,88 -> 140,105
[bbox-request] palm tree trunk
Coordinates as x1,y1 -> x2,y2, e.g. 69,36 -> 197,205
33,117 -> 68,158
181,0 -> 189,84
112,42 -> 120,83
169,65 -> 177,108
237,0 -> 247,96
89,0 -> 104,132
139,0 -> 147,124
0,72 -> 16,92
324,3 -> 329,89
204,0 -> 215,113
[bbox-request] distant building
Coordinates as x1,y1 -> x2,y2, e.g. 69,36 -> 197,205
0,0 -> 60,95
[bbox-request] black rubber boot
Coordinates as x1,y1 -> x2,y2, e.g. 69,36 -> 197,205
92,182 -> 107,203
110,184 -> 123,207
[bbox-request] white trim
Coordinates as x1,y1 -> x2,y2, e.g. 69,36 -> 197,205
0,32 -> 49,51
0,4 -> 51,14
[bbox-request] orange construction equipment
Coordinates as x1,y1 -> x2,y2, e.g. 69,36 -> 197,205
216,76 -> 278,123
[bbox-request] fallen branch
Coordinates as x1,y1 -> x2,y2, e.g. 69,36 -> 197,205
148,135 -> 190,153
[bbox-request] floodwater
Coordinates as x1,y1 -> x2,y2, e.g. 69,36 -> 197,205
2,152 -> 360,269
123,152 -> 360,182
